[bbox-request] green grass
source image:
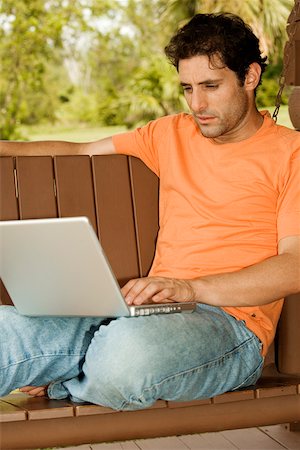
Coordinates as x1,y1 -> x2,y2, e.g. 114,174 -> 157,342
20,123 -> 126,142
20,105 -> 292,142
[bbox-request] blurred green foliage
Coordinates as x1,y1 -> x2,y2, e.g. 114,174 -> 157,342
0,0 -> 294,139
257,61 -> 290,107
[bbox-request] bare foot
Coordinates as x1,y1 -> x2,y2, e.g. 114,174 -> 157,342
19,385 -> 48,397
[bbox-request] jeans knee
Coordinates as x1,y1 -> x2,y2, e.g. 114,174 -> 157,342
82,317 -> 163,410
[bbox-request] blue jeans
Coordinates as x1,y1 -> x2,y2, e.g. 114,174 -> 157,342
0,304 -> 263,411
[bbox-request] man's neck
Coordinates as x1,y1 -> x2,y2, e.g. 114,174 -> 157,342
212,108 -> 264,145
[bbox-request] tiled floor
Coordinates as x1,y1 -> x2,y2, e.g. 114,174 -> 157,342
46,424 -> 300,450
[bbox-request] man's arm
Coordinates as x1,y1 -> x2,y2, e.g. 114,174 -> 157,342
0,136 -> 116,157
122,235 -> 300,307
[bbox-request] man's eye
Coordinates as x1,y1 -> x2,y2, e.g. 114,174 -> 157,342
182,87 -> 192,92
206,84 -> 218,89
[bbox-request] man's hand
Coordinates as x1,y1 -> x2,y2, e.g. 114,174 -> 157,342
19,385 -> 48,397
121,276 -> 196,305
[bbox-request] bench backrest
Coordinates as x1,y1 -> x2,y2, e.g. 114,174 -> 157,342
0,154 -> 299,376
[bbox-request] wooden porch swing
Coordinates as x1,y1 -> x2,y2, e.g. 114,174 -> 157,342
274,0 -> 300,129
0,2 -> 299,449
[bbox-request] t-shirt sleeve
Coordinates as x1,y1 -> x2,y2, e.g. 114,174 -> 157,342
112,119 -> 165,176
277,147 -> 300,241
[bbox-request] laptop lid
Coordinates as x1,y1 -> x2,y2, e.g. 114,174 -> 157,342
0,217 -> 196,317
0,217 -> 130,317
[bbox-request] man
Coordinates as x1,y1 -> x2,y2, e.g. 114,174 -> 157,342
0,13 -> 299,410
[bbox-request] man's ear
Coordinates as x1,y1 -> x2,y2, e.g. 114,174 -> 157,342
244,62 -> 262,91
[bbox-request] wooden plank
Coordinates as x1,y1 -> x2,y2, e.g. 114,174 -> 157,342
129,156 -> 159,277
1,392 -> 74,420
120,443 -> 142,450
221,427 -> 285,449
148,401 -> 168,409
0,278 -> 14,306
256,384 -> 298,399
0,156 -> 19,220
16,156 -> 57,219
1,396 -> 300,450
135,436 -> 188,449
92,443 -> 139,450
260,424 -> 300,449
290,420 -> 300,430
75,400 -> 166,418
179,432 -> 238,449
27,427 -> 300,450
67,446 -> 91,450
296,40 -> 300,85
213,389 -> 255,404
62,446 -> 91,450
54,155 -> 97,232
120,441 -> 139,450
0,400 -> 26,423
92,155 -> 139,286
277,293 -> 300,375
168,398 -> 211,409
75,403 -> 117,417
0,157 -> 17,306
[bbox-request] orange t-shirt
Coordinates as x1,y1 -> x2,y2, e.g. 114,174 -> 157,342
112,111 -> 300,356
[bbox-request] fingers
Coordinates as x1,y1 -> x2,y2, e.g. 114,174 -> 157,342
122,278 -> 165,305
151,288 -> 173,303
121,277 -> 191,305
19,385 -> 48,397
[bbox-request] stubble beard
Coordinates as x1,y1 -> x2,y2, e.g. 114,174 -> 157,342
193,115 -> 228,138
193,91 -> 250,140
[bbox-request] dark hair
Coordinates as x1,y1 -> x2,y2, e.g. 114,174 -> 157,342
164,13 -> 267,86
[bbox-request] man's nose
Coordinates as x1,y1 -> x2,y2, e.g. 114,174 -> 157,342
190,92 -> 208,113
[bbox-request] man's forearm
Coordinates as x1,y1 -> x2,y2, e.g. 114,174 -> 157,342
191,252 -> 300,307
122,236 -> 300,307
0,136 -> 115,157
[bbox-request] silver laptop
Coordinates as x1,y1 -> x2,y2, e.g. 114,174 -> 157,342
0,217 -> 196,317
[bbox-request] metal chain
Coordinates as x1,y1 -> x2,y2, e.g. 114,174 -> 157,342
272,0 -> 300,122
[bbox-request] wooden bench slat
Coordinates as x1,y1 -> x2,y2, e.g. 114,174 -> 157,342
0,156 -> 19,220
213,389 -> 255,404
92,155 -> 139,285
75,400 -> 167,417
277,293 -> 300,375
149,400 -> 168,409
129,157 -> 159,277
1,393 -> 74,420
74,403 -> 117,416
255,383 -> 298,399
0,400 -> 27,422
167,398 -> 212,408
16,156 -> 57,219
54,156 -> 97,232
0,277 -> 14,306
0,157 -> 18,305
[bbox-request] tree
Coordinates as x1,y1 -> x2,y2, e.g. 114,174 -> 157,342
1,0 -> 293,136
160,0 -> 294,61
0,0 -> 114,139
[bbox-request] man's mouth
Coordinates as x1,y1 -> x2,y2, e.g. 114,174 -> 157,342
195,114 -> 216,124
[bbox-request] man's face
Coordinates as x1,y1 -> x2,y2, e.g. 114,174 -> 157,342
178,55 -> 253,143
